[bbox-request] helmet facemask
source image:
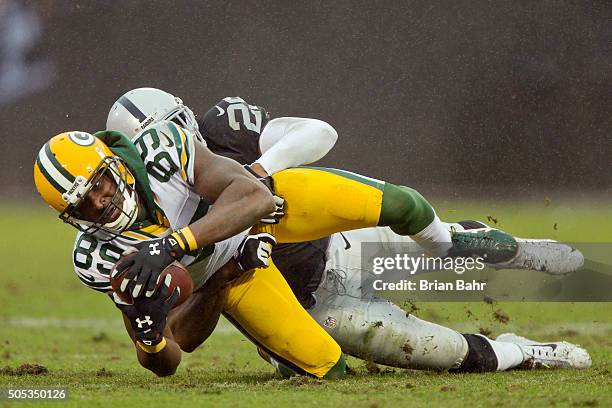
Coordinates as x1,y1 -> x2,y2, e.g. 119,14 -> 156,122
164,97 -> 203,141
60,156 -> 139,240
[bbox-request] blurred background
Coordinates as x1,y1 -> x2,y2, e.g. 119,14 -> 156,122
1,0 -> 611,306
0,2 -> 610,388
1,0 -> 610,201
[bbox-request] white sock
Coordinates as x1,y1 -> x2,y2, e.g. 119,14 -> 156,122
479,335 -> 525,371
411,215 -> 452,257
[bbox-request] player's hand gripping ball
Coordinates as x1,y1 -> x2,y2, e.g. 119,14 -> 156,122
111,253 -> 193,308
113,237 -> 185,299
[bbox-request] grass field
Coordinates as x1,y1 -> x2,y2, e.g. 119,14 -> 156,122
1,201 -> 611,407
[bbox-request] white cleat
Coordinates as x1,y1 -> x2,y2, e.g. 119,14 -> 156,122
495,238 -> 584,275
496,332 -> 592,369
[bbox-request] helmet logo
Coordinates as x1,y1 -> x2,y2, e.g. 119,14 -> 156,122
140,116 -> 155,130
68,132 -> 95,146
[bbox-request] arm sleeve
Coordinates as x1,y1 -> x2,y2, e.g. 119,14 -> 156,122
254,117 -> 338,175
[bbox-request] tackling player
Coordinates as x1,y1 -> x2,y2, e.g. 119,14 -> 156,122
103,89 -> 590,373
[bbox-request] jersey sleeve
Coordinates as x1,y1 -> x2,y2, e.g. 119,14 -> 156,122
132,120 -> 198,186
72,232 -> 122,293
197,96 -> 270,165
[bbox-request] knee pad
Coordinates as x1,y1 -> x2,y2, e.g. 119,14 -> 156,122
449,334 -> 498,373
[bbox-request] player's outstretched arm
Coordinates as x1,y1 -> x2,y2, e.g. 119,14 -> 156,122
116,277 -> 183,377
170,234 -> 276,352
188,142 -> 276,248
121,313 -> 182,377
168,262 -> 240,352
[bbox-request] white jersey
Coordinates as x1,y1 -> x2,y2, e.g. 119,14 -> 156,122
72,120 -> 245,294
130,119 -> 199,229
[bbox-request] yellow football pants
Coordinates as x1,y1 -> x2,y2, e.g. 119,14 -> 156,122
223,259 -> 342,378
258,167 -> 384,242
220,168 -> 431,377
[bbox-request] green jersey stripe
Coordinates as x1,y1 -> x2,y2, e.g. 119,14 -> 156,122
191,244 -> 215,262
76,274 -> 111,290
184,130 -> 193,180
302,167 -> 385,191
167,121 -> 184,161
134,229 -> 159,239
188,198 -> 211,224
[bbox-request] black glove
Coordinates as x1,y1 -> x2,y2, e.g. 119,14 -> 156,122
113,237 -> 184,299
234,232 -> 276,271
244,165 -> 285,224
115,274 -> 180,347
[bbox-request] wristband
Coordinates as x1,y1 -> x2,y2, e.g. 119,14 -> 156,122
136,337 -> 167,354
171,226 -> 198,253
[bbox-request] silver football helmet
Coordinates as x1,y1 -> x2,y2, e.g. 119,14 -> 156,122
106,87 -> 201,139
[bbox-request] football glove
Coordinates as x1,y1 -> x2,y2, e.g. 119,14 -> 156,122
115,274 -> 180,350
244,165 -> 285,224
113,236 -> 185,299
234,232 -> 276,271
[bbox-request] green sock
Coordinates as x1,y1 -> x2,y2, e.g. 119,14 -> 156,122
379,183 -> 435,235
323,354 -> 347,380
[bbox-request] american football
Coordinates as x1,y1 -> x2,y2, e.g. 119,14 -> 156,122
2,1 -> 610,407
110,257 -> 193,308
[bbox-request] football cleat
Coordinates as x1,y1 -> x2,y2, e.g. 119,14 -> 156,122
256,347 -> 298,379
450,228 -> 518,264
457,220 -> 490,230
496,333 -> 592,369
456,221 -> 583,275
495,238 -> 584,275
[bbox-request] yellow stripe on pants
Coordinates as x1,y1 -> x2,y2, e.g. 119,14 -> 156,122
224,260 -> 342,378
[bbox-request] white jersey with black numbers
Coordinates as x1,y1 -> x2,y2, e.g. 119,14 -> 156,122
130,120 -> 200,229
72,120 -> 246,295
